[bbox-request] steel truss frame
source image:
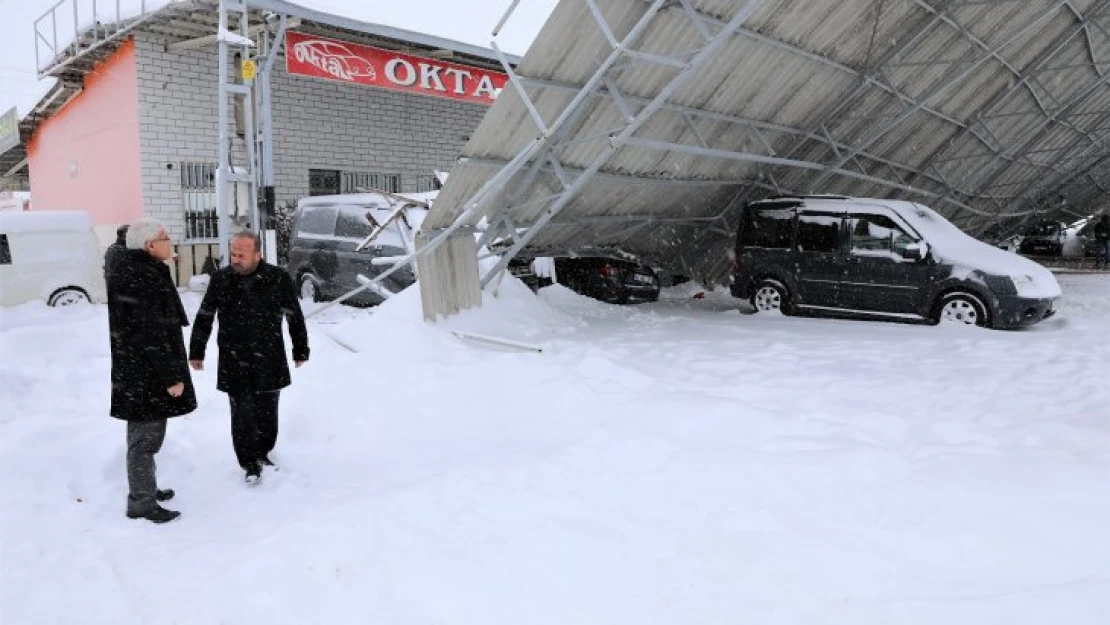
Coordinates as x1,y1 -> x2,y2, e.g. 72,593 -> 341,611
438,0 -> 1108,298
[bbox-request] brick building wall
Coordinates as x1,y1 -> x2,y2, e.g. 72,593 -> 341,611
132,30 -> 489,242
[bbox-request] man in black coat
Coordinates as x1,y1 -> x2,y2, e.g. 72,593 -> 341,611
1094,214 -> 1110,269
103,224 -> 129,283
108,218 -> 196,524
189,231 -> 309,484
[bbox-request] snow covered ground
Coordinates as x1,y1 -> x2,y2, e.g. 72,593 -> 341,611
1,272 -> 1107,624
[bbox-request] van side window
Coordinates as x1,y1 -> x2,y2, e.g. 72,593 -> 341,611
0,234 -> 10,265
335,208 -> 375,239
297,206 -> 338,236
796,213 -> 841,253
848,214 -> 916,257
741,208 -> 793,249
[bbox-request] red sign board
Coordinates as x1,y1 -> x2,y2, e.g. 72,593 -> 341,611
285,31 -> 508,105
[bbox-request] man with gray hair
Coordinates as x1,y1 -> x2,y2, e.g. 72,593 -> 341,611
107,218 -> 196,523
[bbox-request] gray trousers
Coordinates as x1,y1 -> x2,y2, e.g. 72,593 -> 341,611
126,419 -> 167,512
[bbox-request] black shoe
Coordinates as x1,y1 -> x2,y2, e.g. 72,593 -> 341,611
245,463 -> 262,485
155,489 -> 175,502
127,504 -> 181,524
260,455 -> 276,468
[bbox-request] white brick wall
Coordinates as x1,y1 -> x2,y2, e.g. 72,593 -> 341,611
133,31 -> 488,240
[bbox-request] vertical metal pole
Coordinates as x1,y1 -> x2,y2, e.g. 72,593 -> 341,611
259,28 -> 273,187
239,3 -> 259,236
217,0 -> 231,266
258,15 -> 285,259
72,1 -> 79,57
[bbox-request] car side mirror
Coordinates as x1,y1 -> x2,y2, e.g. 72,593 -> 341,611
901,242 -> 927,261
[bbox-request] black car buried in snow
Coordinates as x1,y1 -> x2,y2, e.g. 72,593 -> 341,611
510,254 -> 661,304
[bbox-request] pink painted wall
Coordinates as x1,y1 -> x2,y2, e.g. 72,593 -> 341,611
27,39 -> 142,228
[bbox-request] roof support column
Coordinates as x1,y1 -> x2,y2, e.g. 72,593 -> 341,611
476,0 -> 772,289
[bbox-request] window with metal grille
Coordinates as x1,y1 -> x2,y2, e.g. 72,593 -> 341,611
414,175 -> 441,193
341,171 -> 400,194
181,162 -> 218,241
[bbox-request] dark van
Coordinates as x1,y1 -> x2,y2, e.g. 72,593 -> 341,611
730,196 -> 1061,329
286,193 -> 425,306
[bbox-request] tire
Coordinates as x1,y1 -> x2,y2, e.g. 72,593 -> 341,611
299,274 -> 321,302
749,279 -> 792,315
47,287 -> 91,307
934,291 -> 990,328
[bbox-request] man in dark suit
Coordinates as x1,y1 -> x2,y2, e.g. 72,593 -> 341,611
103,224 -> 129,283
108,218 -> 196,523
189,232 -> 309,484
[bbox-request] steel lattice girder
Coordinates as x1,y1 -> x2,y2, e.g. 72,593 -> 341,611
422,0 -> 1110,304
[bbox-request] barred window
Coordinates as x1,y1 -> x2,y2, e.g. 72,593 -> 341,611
341,171 -> 400,194
414,175 -> 441,193
181,162 -> 218,241
309,169 -> 340,196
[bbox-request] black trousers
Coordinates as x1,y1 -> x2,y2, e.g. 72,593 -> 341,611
228,390 -> 280,469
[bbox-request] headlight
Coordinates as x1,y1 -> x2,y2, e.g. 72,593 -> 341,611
1010,274 -> 1049,298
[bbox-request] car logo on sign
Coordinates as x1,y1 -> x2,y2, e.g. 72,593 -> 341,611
292,40 -> 377,82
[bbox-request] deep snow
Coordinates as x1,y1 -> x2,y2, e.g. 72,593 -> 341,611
0,272 -> 1107,624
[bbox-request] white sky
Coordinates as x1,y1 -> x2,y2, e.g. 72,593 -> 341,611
0,0 -> 557,119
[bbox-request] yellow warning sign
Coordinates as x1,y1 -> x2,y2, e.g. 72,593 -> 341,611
241,59 -> 257,81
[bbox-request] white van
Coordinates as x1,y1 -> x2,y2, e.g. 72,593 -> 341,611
0,211 -> 107,307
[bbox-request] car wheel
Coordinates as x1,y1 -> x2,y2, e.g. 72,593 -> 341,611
299,274 -> 320,302
749,279 -> 791,315
48,287 -> 91,307
935,292 -> 989,327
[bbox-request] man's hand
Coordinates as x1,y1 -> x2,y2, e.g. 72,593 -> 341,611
189,360 -> 203,371
168,382 -> 185,397
295,360 -> 306,368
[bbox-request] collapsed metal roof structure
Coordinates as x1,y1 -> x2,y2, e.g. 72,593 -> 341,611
420,0 -> 1110,314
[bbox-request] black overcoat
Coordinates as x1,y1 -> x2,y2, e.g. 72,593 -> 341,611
189,262 -> 309,393
108,250 -> 197,421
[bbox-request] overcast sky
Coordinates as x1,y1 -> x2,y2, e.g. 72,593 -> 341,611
0,0 -> 557,119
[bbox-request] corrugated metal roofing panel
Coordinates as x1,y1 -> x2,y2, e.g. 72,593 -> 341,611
427,0 -> 1109,286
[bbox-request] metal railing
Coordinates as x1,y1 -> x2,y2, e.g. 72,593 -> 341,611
34,0 -> 169,77
185,209 -> 220,241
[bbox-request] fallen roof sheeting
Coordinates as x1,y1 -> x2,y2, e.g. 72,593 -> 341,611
421,0 -> 1110,318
